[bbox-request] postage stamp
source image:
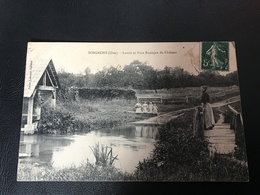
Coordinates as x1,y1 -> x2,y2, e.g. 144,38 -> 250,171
201,42 -> 229,71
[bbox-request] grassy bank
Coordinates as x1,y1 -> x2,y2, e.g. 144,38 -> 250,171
24,86 -> 248,181
17,161 -> 131,181
39,97 -> 193,134
38,86 -> 240,134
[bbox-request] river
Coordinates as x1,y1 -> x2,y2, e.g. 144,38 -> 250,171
18,125 -> 159,173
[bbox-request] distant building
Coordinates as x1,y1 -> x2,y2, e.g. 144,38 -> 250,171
21,59 -> 60,134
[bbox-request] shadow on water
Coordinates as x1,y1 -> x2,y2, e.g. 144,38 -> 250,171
18,124 -> 160,173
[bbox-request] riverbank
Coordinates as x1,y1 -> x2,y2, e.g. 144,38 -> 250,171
38,97 -> 193,134
18,86 -> 248,181
18,108 -> 248,181
36,86 -> 240,134
17,161 -> 131,181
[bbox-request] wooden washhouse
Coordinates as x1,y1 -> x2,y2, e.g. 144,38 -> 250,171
21,59 -> 60,134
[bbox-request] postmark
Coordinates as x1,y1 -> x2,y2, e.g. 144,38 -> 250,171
201,42 -> 229,71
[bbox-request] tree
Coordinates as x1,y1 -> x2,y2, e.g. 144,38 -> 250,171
84,67 -> 91,86
57,71 -> 76,88
225,71 -> 239,86
162,66 -> 173,90
122,60 -> 150,89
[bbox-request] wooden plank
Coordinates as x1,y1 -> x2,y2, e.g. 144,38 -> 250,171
46,69 -> 55,87
208,139 -> 235,143
209,143 -> 236,148
228,105 -> 239,115
27,96 -> 33,125
38,85 -> 55,91
213,125 -> 230,129
207,136 -> 235,139
206,135 -> 235,138
205,131 -> 235,134
43,71 -> 47,86
205,129 -> 235,135
22,114 -> 39,116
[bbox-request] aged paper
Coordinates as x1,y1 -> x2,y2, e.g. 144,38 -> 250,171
17,42 -> 248,181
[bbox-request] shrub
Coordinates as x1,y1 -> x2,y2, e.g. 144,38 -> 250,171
37,107 -> 84,134
78,88 -> 136,100
134,111 -> 249,181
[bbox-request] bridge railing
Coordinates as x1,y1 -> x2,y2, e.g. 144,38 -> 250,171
192,106 -> 204,139
192,104 -> 244,146
228,105 -> 244,147
137,96 -> 189,104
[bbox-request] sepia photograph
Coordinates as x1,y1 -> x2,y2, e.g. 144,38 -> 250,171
17,42 -> 249,181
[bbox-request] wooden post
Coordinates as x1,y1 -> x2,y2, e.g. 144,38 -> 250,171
198,106 -> 204,139
27,96 -> 34,125
53,89 -> 56,108
192,106 -> 204,139
25,144 -> 32,157
228,105 -> 245,148
230,113 -> 234,129
235,113 -> 242,145
51,89 -> 57,109
228,105 -> 239,130
43,72 -> 47,86
192,107 -> 198,137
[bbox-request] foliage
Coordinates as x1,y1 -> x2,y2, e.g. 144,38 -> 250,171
57,60 -> 239,91
54,98 -> 151,132
37,107 -> 84,134
90,143 -> 118,166
140,111 -> 210,168
17,161 -> 130,181
78,88 -> 136,100
133,111 -> 249,181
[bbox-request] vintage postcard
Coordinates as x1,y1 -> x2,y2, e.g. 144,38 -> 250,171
17,42 -> 249,181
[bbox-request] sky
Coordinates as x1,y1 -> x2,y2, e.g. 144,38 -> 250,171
26,42 -> 238,75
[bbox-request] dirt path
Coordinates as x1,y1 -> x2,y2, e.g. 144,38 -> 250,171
132,95 -> 240,125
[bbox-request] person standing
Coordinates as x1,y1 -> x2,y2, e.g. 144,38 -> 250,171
142,102 -> 148,113
200,85 -> 215,130
135,100 -> 142,113
148,102 -> 153,113
152,103 -> 158,115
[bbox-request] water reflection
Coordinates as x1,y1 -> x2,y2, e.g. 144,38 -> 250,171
135,125 -> 159,139
18,124 -> 159,173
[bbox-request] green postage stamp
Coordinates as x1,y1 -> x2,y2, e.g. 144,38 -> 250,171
201,42 -> 229,71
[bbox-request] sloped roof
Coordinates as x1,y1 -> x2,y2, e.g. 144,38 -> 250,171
23,59 -> 59,97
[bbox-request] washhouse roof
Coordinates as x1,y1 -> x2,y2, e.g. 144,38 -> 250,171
23,59 -> 60,97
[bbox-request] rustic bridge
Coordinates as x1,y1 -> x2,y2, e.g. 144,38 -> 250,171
133,95 -> 243,155
133,96 -> 240,125
137,96 -> 189,104
193,104 -> 244,154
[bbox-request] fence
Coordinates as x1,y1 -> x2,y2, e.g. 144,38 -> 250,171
192,106 -> 204,139
192,104 -> 244,147
228,105 -> 244,147
137,96 -> 189,104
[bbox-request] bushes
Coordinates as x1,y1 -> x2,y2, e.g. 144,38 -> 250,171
136,111 -> 209,169
134,111 -> 249,181
78,88 -> 136,100
37,107 -> 85,134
